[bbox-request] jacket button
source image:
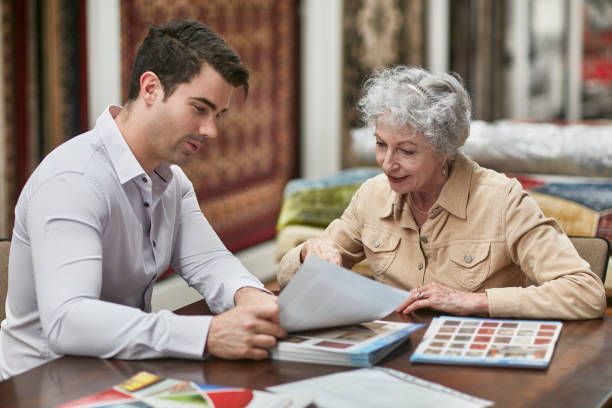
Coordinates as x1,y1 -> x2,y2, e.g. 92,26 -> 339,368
418,262 -> 424,270
464,255 -> 473,263
420,236 -> 428,244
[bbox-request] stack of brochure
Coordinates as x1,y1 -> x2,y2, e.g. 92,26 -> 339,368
60,371 -> 311,408
272,256 -> 422,367
410,316 -> 563,369
271,320 -> 422,367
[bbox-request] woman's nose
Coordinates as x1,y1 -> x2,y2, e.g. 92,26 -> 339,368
382,150 -> 397,171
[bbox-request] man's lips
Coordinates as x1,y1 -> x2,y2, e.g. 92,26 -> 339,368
185,140 -> 202,152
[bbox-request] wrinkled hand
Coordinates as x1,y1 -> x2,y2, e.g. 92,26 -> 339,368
206,303 -> 286,360
300,238 -> 342,266
234,286 -> 277,308
395,282 -> 489,316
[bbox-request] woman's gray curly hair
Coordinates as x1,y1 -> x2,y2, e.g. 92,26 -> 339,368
358,65 -> 472,157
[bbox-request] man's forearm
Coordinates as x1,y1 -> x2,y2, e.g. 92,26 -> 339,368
233,286 -> 275,306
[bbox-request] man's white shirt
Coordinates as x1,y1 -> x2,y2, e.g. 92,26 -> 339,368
0,106 -> 265,379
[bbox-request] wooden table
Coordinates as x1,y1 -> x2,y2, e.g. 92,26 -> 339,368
0,301 -> 610,407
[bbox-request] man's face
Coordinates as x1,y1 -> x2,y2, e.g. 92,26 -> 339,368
146,64 -> 234,167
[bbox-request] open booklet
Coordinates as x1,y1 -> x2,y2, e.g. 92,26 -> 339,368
59,371 -> 312,408
278,256 -> 411,332
410,316 -> 563,369
268,367 -> 493,408
271,320 -> 422,367
273,256 -> 422,367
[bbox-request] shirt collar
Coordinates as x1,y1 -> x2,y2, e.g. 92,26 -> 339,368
151,164 -> 173,184
96,105 -> 172,185
436,152 -> 474,219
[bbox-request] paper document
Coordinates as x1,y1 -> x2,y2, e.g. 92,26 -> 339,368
268,367 -> 493,408
279,256 -> 410,332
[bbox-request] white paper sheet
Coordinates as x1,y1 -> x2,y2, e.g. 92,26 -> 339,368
268,368 -> 493,408
279,256 -> 410,332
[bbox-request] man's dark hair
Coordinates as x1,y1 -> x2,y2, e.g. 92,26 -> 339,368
127,19 -> 249,101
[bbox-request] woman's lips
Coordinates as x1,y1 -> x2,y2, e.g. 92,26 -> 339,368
387,174 -> 408,183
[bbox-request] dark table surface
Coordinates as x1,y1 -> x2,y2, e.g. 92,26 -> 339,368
1,300 -> 611,408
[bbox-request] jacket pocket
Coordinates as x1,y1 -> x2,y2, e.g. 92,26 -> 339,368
362,227 -> 401,275
449,242 -> 491,291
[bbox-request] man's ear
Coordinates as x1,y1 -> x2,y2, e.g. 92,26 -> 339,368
140,71 -> 163,105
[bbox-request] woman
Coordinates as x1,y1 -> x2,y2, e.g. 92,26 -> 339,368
278,66 -> 605,320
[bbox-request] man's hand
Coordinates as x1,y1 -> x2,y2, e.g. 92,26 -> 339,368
395,282 -> 489,316
234,286 -> 277,308
205,303 -> 286,360
300,238 -> 342,266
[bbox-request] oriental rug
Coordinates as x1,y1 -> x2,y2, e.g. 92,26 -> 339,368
1,0 -> 88,237
342,0 -> 426,167
121,1 -> 299,251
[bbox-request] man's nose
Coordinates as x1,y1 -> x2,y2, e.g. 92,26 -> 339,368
199,118 -> 218,139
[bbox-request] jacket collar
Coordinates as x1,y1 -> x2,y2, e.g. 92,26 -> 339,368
436,152 -> 474,220
377,190 -> 418,229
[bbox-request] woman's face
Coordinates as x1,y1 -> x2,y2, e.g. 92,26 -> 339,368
374,120 -> 448,195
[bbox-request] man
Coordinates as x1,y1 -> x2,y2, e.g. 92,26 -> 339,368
0,20 -> 285,379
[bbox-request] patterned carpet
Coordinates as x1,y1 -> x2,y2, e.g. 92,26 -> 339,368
0,0 -> 89,238
342,0 -> 425,167
513,174 -> 612,245
121,1 -> 299,251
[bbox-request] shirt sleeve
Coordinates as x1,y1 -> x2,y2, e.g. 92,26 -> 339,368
170,169 -> 266,314
485,180 -> 606,319
27,173 -> 211,360
277,182 -> 368,287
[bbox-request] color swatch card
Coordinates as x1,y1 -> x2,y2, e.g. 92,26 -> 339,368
410,316 -> 562,369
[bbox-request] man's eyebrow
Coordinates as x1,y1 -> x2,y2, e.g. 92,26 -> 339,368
192,97 -> 217,111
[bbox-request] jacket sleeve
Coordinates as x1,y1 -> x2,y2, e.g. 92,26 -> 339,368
486,179 -> 606,319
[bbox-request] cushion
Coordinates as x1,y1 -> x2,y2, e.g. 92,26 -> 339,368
277,168 -> 381,230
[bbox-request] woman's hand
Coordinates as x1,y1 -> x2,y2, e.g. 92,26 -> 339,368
300,238 -> 342,266
395,282 -> 489,316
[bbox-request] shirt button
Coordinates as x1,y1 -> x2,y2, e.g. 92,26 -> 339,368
417,262 -> 424,270
373,240 -> 381,248
144,202 -> 150,208
464,255 -> 473,263
420,236 -> 428,244
142,177 -> 148,183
